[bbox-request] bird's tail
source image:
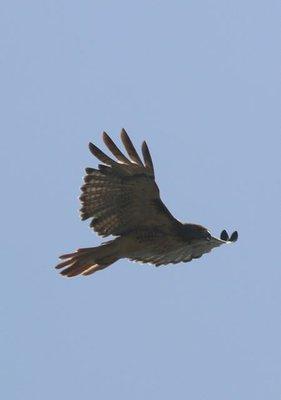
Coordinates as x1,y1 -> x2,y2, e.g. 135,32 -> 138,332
55,239 -> 121,277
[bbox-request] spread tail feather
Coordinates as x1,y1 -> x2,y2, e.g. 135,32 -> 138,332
55,240 -> 120,277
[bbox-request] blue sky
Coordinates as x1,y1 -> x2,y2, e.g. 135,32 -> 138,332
1,1 -> 280,399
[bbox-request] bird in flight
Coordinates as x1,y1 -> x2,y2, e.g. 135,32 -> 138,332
56,129 -> 237,277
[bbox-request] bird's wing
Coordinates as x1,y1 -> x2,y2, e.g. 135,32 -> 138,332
80,129 -> 180,237
129,233 -> 236,266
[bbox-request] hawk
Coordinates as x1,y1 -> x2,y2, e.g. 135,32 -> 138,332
56,129 -> 237,277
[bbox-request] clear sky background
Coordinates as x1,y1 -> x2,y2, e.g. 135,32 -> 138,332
1,1 -> 280,399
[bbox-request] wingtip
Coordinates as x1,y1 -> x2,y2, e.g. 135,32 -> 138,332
89,141 -> 102,151
120,128 -> 144,166
85,167 -> 94,174
102,131 -> 109,141
141,140 -> 154,175
88,142 -> 95,152
120,127 -> 128,139
142,140 -> 148,150
102,131 -> 112,147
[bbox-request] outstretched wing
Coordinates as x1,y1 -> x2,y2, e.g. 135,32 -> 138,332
80,129 -> 180,237
130,232 -> 237,267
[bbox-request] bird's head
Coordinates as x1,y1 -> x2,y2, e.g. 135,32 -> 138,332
182,223 -> 211,241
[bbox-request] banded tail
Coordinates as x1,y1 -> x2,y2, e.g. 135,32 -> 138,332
56,239 -> 121,277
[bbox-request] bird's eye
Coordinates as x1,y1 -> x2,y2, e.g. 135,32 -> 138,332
206,232 -> 211,241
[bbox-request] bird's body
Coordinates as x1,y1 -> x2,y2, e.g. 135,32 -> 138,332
56,129 -> 237,277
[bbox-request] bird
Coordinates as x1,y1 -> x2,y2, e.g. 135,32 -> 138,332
56,129 -> 238,277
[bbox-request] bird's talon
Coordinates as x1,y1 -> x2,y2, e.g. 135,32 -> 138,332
220,230 -> 229,241
229,231 -> 238,242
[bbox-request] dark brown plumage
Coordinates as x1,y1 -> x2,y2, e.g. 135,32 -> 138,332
56,129 -> 237,277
